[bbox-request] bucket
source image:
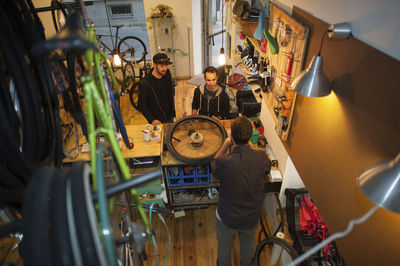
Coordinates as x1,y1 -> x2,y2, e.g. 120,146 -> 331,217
250,129 -> 260,144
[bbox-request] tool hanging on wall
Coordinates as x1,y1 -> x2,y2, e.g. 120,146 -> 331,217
263,18 -> 280,55
283,33 -> 296,83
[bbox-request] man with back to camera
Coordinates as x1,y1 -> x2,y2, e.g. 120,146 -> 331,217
138,52 -> 175,125
191,66 -> 230,120
211,116 -> 271,266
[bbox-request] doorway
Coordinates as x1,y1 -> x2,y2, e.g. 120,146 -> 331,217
203,0 -> 225,68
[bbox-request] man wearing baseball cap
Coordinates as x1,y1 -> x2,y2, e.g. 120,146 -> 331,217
138,52 -> 175,125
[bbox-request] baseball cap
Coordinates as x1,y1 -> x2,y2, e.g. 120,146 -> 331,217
153,53 -> 173,65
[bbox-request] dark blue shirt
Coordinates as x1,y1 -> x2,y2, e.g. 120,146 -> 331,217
211,145 -> 271,230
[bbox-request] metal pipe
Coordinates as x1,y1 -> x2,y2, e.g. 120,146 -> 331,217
92,169 -> 162,201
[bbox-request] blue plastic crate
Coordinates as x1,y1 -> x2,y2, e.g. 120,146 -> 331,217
167,166 -> 180,177
182,166 -> 195,176
182,176 -> 196,186
167,167 -> 182,187
168,177 -> 183,187
195,165 -> 210,185
182,165 -> 196,186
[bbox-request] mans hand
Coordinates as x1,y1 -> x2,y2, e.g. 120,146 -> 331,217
211,115 -> 221,120
152,120 -> 162,125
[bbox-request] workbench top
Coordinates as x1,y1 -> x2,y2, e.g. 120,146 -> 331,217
63,124 -> 162,163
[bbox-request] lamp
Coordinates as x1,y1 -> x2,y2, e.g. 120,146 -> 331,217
288,152 -> 400,266
112,50 -> 122,66
291,22 -> 351,97
358,153 -> 400,214
219,47 -> 225,65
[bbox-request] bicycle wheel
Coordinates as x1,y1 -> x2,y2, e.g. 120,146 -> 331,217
115,62 -> 136,94
124,62 -> 136,81
21,167 -> 58,266
254,236 -> 299,266
129,81 -> 140,111
118,36 -> 147,64
165,115 -> 228,163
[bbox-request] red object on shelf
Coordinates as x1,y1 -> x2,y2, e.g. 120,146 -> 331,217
285,51 -> 294,76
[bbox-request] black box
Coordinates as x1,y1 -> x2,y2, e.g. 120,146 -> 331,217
236,90 -> 260,117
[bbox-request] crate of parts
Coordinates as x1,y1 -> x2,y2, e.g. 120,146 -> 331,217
181,165 -> 196,186
167,166 -> 182,187
195,165 -> 210,185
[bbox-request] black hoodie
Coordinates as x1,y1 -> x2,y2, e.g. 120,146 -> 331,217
191,84 -> 230,119
138,68 -> 175,123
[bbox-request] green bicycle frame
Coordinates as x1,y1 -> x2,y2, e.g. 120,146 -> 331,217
82,25 -> 151,235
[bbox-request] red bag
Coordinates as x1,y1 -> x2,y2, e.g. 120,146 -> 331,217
299,195 -> 332,261
228,73 -> 247,91
299,195 -> 324,237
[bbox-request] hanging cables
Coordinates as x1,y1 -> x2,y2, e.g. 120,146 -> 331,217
104,0 -> 115,49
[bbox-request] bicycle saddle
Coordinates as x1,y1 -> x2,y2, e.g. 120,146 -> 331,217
31,12 -> 96,57
112,24 -> 124,29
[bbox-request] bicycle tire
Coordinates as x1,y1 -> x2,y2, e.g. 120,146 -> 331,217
21,167 -> 58,266
96,144 -> 118,266
254,236 -> 299,266
0,4 -> 42,163
10,0 -> 57,164
118,36 -> 147,64
114,62 -> 136,94
129,81 -> 140,111
49,170 -> 74,266
69,163 -> 103,266
122,62 -> 136,93
165,115 -> 228,164
124,62 -> 136,81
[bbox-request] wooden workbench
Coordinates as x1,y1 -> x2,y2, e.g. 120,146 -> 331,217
63,124 -> 162,163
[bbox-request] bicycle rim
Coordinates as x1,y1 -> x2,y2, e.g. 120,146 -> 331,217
165,115 -> 227,163
118,36 -> 146,64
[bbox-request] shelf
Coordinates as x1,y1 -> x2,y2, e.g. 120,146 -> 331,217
248,37 -> 268,58
168,182 -> 219,190
234,18 -> 259,37
170,197 -> 219,207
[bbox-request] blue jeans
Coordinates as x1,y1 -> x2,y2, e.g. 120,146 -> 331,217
216,217 -> 257,266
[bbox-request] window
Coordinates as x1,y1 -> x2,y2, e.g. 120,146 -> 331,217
108,3 -> 133,18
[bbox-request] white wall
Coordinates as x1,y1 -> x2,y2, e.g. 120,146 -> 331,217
274,0 -> 400,61
143,0 -> 193,78
192,0 -> 203,76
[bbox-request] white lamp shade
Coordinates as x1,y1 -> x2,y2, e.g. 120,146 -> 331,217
292,55 -> 332,97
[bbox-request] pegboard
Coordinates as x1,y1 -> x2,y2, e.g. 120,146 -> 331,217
237,3 -> 309,141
